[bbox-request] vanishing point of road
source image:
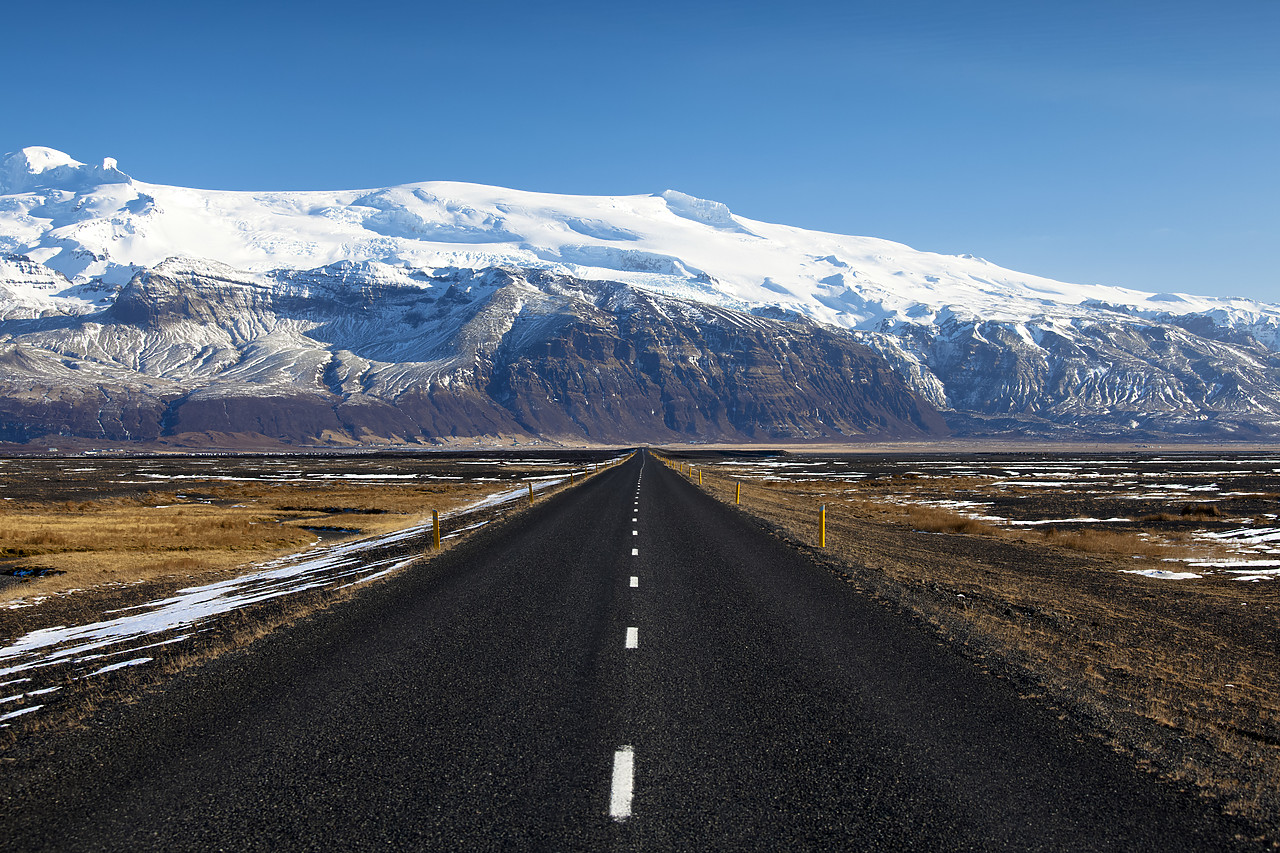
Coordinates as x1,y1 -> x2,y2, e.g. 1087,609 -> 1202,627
1,451 -> 1255,851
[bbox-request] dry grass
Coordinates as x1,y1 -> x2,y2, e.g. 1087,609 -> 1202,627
0,481 -> 509,602
1036,526 -> 1190,558
899,505 -> 1003,536
668,457 -> 1280,829
786,472 -> 1228,565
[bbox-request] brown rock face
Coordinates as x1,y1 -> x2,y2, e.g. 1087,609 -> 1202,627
0,343 -> 173,442
486,292 -> 946,442
0,384 -> 170,443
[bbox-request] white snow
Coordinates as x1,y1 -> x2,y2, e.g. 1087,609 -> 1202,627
3,147 -> 1277,335
1197,527 -> 1280,546
83,656 -> 153,677
0,704 -> 44,722
1123,569 -> 1203,580
1007,517 -> 1132,526
1226,568 -> 1280,581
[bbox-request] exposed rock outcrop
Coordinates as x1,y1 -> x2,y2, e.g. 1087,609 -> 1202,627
0,263 -> 945,445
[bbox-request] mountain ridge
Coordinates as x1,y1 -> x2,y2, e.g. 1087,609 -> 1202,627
1,147 -> 1277,447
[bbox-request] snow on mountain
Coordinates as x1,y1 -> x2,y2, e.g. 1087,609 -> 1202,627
4,147 -> 1274,335
0,146 -> 131,196
1,146 -> 1278,446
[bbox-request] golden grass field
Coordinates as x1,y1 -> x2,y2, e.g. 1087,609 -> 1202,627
662,454 -> 1280,826
1,478 -> 513,603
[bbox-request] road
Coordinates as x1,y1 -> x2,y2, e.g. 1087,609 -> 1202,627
1,450 -> 1254,851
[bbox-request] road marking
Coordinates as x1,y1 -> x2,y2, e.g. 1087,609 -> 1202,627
632,548 -> 638,555
625,627 -> 638,648
610,746 -> 635,821
630,576 -> 638,587
632,517 -> 637,522
632,530 -> 638,535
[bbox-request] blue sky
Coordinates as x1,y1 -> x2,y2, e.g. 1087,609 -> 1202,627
4,0 -> 1277,302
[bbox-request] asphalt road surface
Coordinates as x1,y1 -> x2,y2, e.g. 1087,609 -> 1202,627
1,451 -> 1256,851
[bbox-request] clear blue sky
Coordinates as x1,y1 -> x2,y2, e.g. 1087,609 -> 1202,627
4,0 -> 1277,302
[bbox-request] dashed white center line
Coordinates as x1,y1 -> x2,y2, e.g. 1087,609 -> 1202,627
632,517 -> 637,522
625,627 -> 638,648
632,548 -> 638,556
610,747 -> 635,821
630,576 -> 639,587
632,530 -> 638,535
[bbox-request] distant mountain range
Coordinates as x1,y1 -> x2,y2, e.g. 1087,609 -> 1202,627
1,146 -> 1277,447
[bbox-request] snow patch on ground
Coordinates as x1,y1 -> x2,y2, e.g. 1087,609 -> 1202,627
1123,569 -> 1203,580
83,657 -> 153,677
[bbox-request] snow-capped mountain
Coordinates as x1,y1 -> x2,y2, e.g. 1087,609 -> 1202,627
1,146 -> 1277,446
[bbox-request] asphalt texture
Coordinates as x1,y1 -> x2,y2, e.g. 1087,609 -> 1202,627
1,450 -> 1257,851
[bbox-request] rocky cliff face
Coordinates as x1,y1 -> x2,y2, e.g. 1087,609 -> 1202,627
864,311 -> 1280,439
0,260 -> 945,445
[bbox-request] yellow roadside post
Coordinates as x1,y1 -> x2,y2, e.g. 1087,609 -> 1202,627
736,482 -> 741,505
433,510 -> 441,550
527,481 -> 534,504
698,469 -> 702,485
570,472 -> 575,485
819,504 -> 827,548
